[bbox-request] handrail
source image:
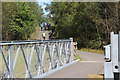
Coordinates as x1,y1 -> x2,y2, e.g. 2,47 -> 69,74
0,39 -> 72,45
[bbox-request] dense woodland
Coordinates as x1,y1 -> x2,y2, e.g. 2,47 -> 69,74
2,2 -> 120,49
2,2 -> 43,40
47,2 -> 120,49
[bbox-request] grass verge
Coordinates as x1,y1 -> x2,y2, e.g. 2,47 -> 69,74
29,27 -> 41,40
80,48 -> 104,54
74,54 -> 82,60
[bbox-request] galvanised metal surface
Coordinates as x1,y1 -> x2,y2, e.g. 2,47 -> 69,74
104,32 -> 120,79
118,32 -> 120,72
109,32 -> 119,73
0,38 -> 73,78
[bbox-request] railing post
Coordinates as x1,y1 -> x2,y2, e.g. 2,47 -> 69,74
8,44 -> 14,78
70,37 -> 73,62
111,32 -> 119,73
25,45 -> 29,78
118,31 -> 120,73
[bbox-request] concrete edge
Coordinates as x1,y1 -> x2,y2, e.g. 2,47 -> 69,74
34,60 -> 79,78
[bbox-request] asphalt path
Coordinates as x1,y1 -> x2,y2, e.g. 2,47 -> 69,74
45,50 -> 104,78
37,31 -> 51,40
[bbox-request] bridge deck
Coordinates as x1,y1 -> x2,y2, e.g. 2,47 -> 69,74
45,51 -> 104,78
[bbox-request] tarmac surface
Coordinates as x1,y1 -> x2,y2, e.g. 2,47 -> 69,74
45,51 -> 104,78
37,30 -> 51,40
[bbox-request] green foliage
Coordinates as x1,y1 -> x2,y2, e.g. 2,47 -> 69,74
74,54 -> 82,60
2,2 -> 43,40
80,48 -> 104,54
47,2 -> 119,49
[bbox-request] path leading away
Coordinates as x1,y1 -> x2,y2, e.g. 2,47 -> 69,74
37,31 -> 51,40
45,51 -> 104,78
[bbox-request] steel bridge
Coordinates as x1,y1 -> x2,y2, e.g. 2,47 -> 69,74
3,32 -> 120,79
0,38 -> 74,78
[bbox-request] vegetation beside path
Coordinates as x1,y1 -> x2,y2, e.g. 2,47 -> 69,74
80,48 -> 104,54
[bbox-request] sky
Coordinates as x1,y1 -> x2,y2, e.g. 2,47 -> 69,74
37,0 -> 52,15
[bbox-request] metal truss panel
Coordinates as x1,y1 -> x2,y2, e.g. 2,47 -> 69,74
0,38 -> 73,78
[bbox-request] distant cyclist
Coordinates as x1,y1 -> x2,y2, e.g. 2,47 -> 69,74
41,22 -> 44,31
42,32 -> 46,40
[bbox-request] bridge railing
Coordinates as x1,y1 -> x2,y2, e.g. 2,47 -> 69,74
104,32 -> 120,79
0,38 -> 73,78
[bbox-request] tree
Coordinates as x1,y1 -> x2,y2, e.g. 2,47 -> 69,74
47,2 -> 119,49
2,2 -> 43,40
